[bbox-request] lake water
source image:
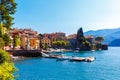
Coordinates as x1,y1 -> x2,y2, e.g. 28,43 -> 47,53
15,47 -> 120,80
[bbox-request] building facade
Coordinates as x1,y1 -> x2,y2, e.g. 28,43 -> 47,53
10,28 -> 39,50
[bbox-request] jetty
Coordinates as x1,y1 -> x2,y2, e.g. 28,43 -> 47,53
41,52 -> 95,62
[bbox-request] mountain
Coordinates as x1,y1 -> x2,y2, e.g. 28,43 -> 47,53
84,28 -> 120,46
109,39 -> 120,46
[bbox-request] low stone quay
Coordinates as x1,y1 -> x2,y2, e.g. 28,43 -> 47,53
7,50 -> 42,57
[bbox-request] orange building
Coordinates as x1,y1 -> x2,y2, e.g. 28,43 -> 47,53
29,38 -> 36,48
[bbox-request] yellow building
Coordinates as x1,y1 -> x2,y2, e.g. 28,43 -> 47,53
41,37 -> 51,45
20,35 -> 27,49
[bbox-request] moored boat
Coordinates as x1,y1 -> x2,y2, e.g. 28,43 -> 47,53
84,56 -> 95,62
69,56 -> 95,62
69,56 -> 85,62
57,54 -> 69,61
41,52 -> 49,57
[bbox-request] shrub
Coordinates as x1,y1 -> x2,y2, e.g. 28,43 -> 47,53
0,50 -> 17,80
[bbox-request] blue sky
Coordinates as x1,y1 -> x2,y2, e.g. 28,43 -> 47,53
13,0 -> 120,35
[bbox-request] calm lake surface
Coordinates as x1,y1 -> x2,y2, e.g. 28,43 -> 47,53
15,47 -> 120,80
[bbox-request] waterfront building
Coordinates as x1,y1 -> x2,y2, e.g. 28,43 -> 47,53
9,28 -> 21,49
29,37 -> 39,49
67,34 -> 77,39
10,28 -> 39,50
20,35 -> 26,49
85,35 -> 94,44
41,32 -> 67,47
55,32 -> 66,40
41,37 -> 51,46
67,34 -> 77,50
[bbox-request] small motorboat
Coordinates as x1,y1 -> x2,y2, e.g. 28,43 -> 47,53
43,54 -> 61,58
57,54 -> 69,61
41,52 -> 49,57
84,56 -> 95,62
69,56 -> 85,62
57,56 -> 69,61
69,56 -> 95,62
91,50 -> 95,52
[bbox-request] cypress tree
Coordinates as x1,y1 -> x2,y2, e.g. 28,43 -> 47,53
76,27 -> 85,46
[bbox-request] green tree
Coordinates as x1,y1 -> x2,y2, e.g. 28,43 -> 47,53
95,36 -> 104,44
13,35 -> 20,49
95,36 -> 104,50
42,44 -> 48,50
84,41 -> 91,48
0,50 -> 17,80
76,27 -> 93,50
80,41 -> 91,50
2,33 -> 10,46
0,0 -> 17,29
61,41 -> 68,47
52,41 -> 59,48
0,0 -> 17,79
76,27 -> 85,47
0,23 -> 3,37
0,38 -> 4,49
96,43 -> 101,50
53,40 -> 68,48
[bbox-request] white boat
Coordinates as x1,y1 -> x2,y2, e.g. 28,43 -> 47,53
69,56 -> 85,62
69,56 -> 95,62
84,56 -> 95,62
41,52 -> 49,57
57,54 -> 69,61
91,50 -> 95,52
